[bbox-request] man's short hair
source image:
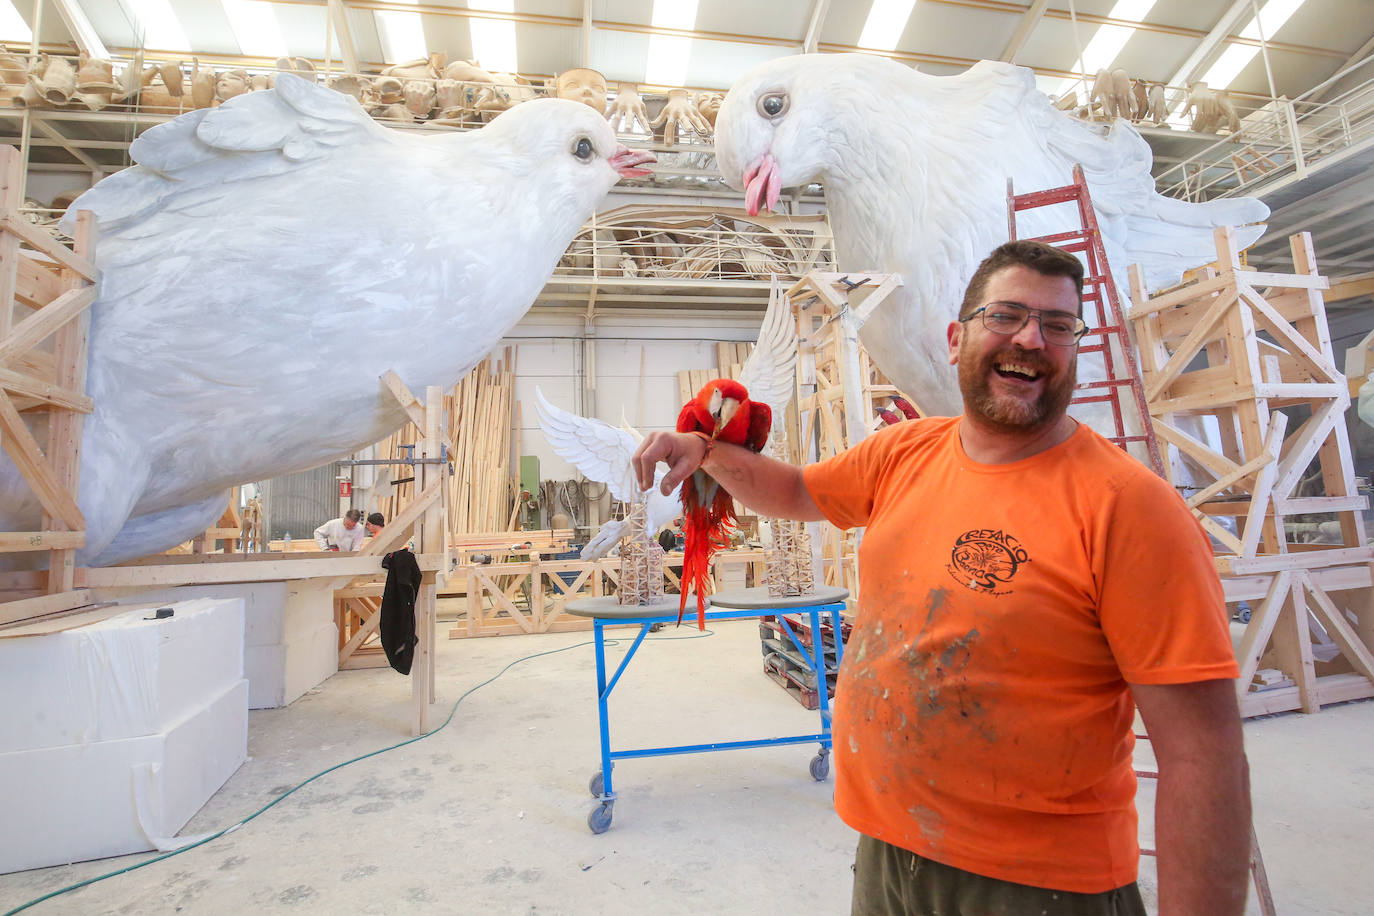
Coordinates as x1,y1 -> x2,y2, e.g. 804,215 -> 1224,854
367,512 -> 385,527
345,508 -> 363,522
959,240 -> 1086,319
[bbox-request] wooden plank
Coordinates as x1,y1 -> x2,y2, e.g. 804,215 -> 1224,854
0,530 -> 84,551
1143,290 -> 1235,402
0,390 -> 84,530
1240,672 -> 1374,717
0,588 -> 94,626
0,215 -> 98,280
1299,570 -> 1374,683
0,147 -> 21,339
0,285 -> 96,368
0,365 -> 92,411
380,369 -> 426,429
79,553 -> 443,587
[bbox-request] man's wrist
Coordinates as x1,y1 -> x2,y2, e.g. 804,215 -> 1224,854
685,430 -> 713,460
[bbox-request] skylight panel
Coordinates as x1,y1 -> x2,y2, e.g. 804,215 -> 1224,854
221,0 -> 287,60
0,0 -> 31,43
857,0 -> 916,52
469,0 -> 518,74
124,0 -> 191,51
1195,0 -> 1307,89
1052,0 -> 1157,100
375,6 -> 427,65
644,0 -> 697,87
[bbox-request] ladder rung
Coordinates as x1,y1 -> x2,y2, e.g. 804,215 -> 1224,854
1011,187 -> 1082,207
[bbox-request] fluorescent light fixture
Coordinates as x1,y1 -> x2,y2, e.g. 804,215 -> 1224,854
644,0 -> 697,87
857,0 -> 917,52
1053,0 -> 1157,99
221,0 -> 287,59
468,0 -> 518,74
124,0 -> 192,51
0,0 -> 32,42
375,8 -> 427,65
1196,0 -> 1307,90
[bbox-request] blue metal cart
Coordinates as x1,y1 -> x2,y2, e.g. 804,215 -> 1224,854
566,584 -> 849,834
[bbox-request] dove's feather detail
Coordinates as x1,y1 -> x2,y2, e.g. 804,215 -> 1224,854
736,278 -> 798,429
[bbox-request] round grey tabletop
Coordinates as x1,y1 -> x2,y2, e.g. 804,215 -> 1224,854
565,595 -> 708,619
707,584 -> 849,609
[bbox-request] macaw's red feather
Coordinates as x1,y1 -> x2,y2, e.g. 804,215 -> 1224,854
674,377 -> 772,628
678,472 -> 735,629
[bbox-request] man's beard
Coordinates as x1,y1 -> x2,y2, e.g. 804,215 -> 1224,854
958,343 -> 1076,431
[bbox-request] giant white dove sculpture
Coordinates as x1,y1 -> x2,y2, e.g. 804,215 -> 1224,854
713,54 -> 1269,417
536,279 -> 797,560
0,73 -> 653,566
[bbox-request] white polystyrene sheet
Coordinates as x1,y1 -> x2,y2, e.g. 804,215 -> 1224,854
0,678 -> 247,875
0,598 -> 244,753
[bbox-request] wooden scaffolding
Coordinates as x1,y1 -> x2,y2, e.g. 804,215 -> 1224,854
786,271 -> 908,596
1128,227 -> 1374,717
0,144 -> 98,620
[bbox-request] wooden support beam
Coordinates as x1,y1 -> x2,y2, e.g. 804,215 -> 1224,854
0,390 -> 84,531
0,216 -> 97,281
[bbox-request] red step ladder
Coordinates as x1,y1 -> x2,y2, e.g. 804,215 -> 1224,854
1007,164 -> 1165,477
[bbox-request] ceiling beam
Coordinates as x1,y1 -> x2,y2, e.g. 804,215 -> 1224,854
802,0 -> 830,53
999,0 -> 1048,63
50,0 -> 109,58
1305,38 -> 1374,104
326,0 -> 360,75
1166,0 -> 1254,88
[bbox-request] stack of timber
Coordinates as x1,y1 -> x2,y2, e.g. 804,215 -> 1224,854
0,144 -> 98,623
374,349 -> 517,542
1128,227 -> 1374,717
759,612 -> 851,709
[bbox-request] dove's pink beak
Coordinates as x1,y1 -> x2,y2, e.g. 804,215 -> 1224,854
743,154 -> 781,215
611,145 -> 656,179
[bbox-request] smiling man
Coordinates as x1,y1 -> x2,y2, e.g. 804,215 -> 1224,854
632,240 -> 1250,916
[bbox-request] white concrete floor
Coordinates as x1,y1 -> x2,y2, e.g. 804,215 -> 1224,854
0,619 -> 1370,915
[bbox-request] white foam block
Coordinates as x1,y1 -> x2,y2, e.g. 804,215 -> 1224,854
0,598 -> 244,753
92,582 -> 289,647
0,679 -> 248,875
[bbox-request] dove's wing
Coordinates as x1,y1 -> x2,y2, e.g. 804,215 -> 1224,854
737,276 -> 798,418
535,388 -> 640,502
60,73 -> 395,235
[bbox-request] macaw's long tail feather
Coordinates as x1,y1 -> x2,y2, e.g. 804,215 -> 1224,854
678,472 -> 736,630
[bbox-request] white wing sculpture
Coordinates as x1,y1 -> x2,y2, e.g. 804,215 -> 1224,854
537,280 -> 798,559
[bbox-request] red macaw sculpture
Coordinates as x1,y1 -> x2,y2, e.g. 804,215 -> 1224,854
676,378 -> 771,628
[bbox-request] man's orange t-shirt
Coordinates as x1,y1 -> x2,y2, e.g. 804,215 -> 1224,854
803,417 -> 1238,894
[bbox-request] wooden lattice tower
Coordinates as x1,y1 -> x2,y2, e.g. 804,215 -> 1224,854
1128,227 -> 1374,717
763,432 -> 815,597
787,272 -> 906,595
0,144 -> 99,619
616,495 -> 665,606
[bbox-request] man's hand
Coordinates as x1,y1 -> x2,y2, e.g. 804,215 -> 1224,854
632,430 -> 707,495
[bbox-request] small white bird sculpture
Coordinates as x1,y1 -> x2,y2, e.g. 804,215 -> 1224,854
536,280 -> 797,560
713,54 -> 1269,417
0,73 -> 654,566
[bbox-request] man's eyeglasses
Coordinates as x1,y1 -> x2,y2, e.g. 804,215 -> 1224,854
960,301 -> 1087,346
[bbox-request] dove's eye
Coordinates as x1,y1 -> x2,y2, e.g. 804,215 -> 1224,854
757,92 -> 788,119
572,137 -> 594,160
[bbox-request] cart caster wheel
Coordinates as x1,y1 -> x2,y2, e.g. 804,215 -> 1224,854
588,801 -> 614,834
589,771 -> 604,797
809,751 -> 830,781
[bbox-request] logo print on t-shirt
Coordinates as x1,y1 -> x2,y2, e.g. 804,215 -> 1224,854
946,529 -> 1029,595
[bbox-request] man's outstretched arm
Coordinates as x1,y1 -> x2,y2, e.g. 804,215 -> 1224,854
632,431 -> 825,522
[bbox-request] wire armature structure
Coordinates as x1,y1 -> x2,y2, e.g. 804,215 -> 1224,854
763,432 -> 815,597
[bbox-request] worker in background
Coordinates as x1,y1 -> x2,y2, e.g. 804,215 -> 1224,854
632,241 -> 1249,916
364,512 -> 385,537
314,508 -> 365,552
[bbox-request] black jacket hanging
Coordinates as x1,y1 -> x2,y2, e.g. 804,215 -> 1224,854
379,547 -> 422,675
